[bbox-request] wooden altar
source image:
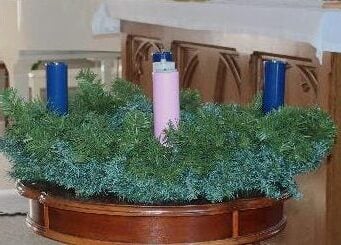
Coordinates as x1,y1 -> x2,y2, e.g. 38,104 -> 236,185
120,21 -> 341,245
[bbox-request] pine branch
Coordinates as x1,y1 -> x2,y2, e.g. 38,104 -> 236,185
0,70 -> 336,204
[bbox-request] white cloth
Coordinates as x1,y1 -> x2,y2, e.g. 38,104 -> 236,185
92,2 -> 120,35
93,0 -> 341,61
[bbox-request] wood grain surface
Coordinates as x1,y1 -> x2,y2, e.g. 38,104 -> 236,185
18,182 -> 288,245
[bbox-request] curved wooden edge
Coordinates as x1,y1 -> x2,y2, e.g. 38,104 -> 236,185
39,194 -> 288,217
16,181 -> 41,200
20,181 -> 287,244
229,217 -> 287,245
188,217 -> 287,245
18,181 -> 290,217
26,213 -> 286,245
26,216 -> 46,235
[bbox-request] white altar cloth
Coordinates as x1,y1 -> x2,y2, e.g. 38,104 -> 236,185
92,0 -> 341,60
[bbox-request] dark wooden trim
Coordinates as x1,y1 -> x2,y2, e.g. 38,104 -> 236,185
18,181 -> 288,245
327,53 -> 341,245
0,63 -> 9,126
0,63 -> 9,88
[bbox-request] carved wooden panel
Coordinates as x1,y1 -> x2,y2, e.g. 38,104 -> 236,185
253,52 -> 319,107
172,41 -> 243,103
0,63 -> 9,121
125,35 -> 164,97
121,21 -> 338,245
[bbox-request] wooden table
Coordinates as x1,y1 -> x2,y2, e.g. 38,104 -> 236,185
18,181 -> 289,245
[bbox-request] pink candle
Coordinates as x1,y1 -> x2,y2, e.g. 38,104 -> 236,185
152,52 -> 180,143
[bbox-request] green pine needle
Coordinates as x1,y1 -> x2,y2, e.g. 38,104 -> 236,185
0,70 -> 337,204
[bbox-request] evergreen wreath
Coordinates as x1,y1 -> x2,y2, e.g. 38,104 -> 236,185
0,70 -> 336,204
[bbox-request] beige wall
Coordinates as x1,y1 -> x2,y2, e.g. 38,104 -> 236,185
17,0 -> 120,51
0,1 -> 18,60
0,0 -> 120,98
0,0 -> 120,55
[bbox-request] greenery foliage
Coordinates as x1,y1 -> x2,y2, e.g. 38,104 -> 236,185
0,70 -> 336,204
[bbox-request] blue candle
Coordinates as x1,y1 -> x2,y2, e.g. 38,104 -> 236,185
152,51 -> 173,62
46,62 -> 68,115
262,60 -> 286,114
